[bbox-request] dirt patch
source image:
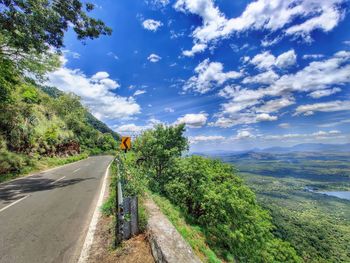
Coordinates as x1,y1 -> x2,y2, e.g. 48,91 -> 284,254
87,214 -> 155,263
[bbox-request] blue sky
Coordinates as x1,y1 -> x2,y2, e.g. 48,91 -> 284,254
48,0 -> 350,152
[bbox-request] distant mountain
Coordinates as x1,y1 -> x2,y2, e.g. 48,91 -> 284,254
193,143 -> 350,156
260,143 -> 350,153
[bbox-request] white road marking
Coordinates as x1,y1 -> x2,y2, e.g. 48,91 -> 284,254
78,161 -> 112,263
73,168 -> 81,173
0,157 -> 90,186
52,176 -> 66,184
0,195 -> 30,213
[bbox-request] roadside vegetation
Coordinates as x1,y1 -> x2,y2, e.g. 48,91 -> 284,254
0,0 -> 117,182
104,124 -> 301,262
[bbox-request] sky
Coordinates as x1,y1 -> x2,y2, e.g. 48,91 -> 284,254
48,0 -> 350,152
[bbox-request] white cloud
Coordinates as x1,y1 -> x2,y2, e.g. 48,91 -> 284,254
164,107 -> 175,113
250,50 -> 296,70
344,40 -> 350,46
175,113 -> 208,128
308,88 -> 341,98
92,71 -> 110,80
264,130 -> 343,140
279,123 -> 290,129
242,70 -> 279,85
116,124 -> 145,134
250,51 -> 276,70
275,50 -> 297,68
212,51 -> 350,127
234,129 -> 255,140
133,90 -> 147,96
174,0 -> 345,55
147,53 -> 162,62
146,0 -> 169,8
256,97 -> 295,113
142,19 -> 163,31
189,135 -> 225,144
115,118 -> 163,135
256,113 -> 278,122
302,54 -> 325,60
219,51 -> 350,114
218,85 -> 242,99
318,119 -> 350,128
47,64 -> 140,121
295,100 -> 350,116
99,78 -> 120,89
107,52 -> 119,60
184,59 -> 242,93
183,43 -> 207,57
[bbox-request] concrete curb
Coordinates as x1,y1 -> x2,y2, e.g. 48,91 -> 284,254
144,197 -> 202,263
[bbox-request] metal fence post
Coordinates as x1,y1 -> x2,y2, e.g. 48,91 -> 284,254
114,158 -> 124,247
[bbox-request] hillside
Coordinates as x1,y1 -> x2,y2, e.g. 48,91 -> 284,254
0,81 -> 119,179
40,85 -> 120,141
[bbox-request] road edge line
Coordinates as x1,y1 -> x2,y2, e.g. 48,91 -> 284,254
0,195 -> 30,213
0,157 -> 90,186
77,160 -> 112,263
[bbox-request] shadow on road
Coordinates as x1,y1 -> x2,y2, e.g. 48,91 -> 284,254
0,176 -> 95,203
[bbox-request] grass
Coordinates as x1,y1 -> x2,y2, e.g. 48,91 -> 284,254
0,153 -> 89,183
150,192 -> 223,263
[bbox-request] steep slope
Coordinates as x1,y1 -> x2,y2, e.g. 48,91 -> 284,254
0,82 -> 119,178
40,86 -> 120,141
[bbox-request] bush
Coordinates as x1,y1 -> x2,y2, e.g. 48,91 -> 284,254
159,156 -> 301,262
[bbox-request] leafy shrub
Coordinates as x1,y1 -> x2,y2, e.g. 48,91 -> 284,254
161,156 -> 300,262
130,124 -> 300,262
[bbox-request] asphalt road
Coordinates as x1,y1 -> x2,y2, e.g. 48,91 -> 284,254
0,155 -> 114,263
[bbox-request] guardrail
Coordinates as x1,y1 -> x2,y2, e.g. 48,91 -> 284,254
114,156 -> 139,247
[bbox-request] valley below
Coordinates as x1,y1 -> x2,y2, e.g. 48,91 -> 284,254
210,151 -> 350,262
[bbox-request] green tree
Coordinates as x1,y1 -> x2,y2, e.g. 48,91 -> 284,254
0,0 -> 112,54
133,124 -> 188,181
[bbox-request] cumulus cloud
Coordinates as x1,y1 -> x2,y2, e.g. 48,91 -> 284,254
275,50 -> 297,68
250,51 -> 276,70
184,59 -> 242,93
147,53 -> 162,62
142,19 -> 163,31
92,71 -> 110,80
234,129 -> 255,140
115,118 -> 163,135
242,70 -> 279,85
256,97 -> 295,113
308,88 -> 341,99
175,113 -> 208,128
212,50 -> 350,128
249,50 -> 296,70
295,101 -> 350,116
256,113 -> 278,122
189,135 -> 225,144
174,0 -> 345,55
183,43 -> 207,57
47,65 -> 140,121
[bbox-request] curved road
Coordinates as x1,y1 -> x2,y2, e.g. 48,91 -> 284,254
0,156 -> 113,263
